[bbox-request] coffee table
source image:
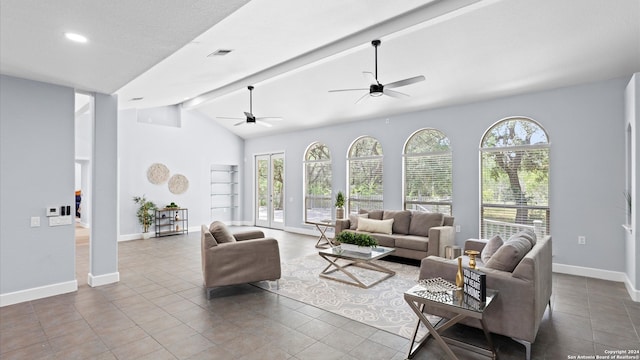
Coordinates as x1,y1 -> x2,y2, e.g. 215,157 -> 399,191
404,281 -> 499,359
318,246 -> 395,288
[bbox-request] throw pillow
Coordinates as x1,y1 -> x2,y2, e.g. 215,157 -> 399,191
485,237 -> 533,272
202,225 -> 218,248
408,211 -> 445,237
510,229 -> 537,247
481,235 -> 503,263
349,213 -> 368,230
357,217 -> 394,234
209,221 -> 236,243
383,210 -> 411,235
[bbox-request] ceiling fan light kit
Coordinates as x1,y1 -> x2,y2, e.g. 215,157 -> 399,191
329,39 -> 425,103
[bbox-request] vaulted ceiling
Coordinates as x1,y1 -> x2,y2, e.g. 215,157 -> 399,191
2,0 -> 639,139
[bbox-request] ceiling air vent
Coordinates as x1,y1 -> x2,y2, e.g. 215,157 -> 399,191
130,97 -> 144,101
208,49 -> 233,57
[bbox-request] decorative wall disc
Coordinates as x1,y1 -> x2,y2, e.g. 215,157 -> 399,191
168,174 -> 189,194
147,163 -> 170,184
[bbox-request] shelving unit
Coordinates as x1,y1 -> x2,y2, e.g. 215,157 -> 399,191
210,164 -> 239,222
155,208 -> 188,237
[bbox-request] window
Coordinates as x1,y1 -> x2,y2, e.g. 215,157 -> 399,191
347,136 -> 383,213
480,117 -> 550,239
304,142 -> 332,222
403,129 -> 452,214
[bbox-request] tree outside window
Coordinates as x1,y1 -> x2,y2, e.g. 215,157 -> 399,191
348,136 -> 383,213
304,143 -> 332,222
480,118 -> 550,239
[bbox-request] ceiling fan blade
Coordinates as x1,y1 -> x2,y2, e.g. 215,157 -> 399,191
256,120 -> 273,128
233,121 -> 245,126
256,117 -> 283,121
244,111 -> 255,118
385,75 -> 425,89
363,71 -> 377,85
329,88 -> 368,93
383,88 -> 410,98
217,116 -> 243,120
354,92 -> 370,104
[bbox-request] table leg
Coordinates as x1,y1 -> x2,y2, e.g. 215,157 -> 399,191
405,298 -> 459,360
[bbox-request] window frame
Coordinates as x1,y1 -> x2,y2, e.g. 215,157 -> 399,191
303,142 -> 332,222
346,136 -> 384,214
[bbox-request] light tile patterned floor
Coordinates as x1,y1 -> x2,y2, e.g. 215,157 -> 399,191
1,227 -> 638,359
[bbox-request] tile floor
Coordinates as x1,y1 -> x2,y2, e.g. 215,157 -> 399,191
1,227 -> 638,359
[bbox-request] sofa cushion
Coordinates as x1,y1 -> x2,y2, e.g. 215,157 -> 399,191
209,221 -> 236,244
395,235 -> 429,252
383,210 -> 411,235
369,233 -> 395,247
485,237 -> 532,272
481,235 -> 503,263
349,213 -> 368,230
409,212 -> 444,237
365,210 -> 384,220
357,217 -> 394,234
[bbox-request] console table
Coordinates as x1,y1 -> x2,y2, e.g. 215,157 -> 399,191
306,219 -> 335,248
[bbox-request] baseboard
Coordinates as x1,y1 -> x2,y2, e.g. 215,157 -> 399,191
553,263 -> 639,301
0,280 -> 78,307
119,233 -> 141,242
88,272 -> 120,287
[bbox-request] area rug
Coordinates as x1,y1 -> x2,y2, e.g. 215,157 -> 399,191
255,254 -> 432,339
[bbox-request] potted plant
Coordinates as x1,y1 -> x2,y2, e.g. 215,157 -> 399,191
133,195 -> 157,239
335,191 -> 345,220
335,231 -> 378,254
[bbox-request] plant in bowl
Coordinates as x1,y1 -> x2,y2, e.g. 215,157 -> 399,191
133,195 -> 157,238
166,202 -> 179,209
335,232 -> 378,253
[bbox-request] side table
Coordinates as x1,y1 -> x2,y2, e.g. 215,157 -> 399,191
306,220 -> 335,248
404,282 -> 499,359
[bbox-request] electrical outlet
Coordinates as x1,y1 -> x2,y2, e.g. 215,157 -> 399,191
30,216 -> 40,227
455,225 -> 461,233
578,236 -> 586,245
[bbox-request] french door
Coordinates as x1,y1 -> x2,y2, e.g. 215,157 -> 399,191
255,153 -> 284,229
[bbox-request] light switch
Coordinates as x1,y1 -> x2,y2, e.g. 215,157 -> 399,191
30,216 -> 40,227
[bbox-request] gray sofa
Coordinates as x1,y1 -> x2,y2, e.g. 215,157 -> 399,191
335,210 -> 455,260
419,233 -> 552,360
201,221 -> 281,298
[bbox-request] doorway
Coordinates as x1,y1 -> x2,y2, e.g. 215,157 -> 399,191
255,153 -> 285,229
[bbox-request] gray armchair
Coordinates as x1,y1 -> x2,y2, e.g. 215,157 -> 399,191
201,222 -> 281,298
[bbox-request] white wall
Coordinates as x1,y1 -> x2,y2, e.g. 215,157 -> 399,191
118,108 -> 245,237
244,77 -> 630,274
625,73 -> 639,291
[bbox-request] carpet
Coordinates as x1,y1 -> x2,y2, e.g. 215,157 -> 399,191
256,253 -> 432,339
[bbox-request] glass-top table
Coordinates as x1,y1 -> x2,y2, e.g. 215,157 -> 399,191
404,281 -> 499,359
318,246 -> 396,288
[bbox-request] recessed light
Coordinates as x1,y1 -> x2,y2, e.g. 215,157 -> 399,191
65,32 -> 88,43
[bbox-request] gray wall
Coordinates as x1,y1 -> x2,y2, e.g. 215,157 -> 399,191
0,75 -> 76,293
244,77 -> 629,272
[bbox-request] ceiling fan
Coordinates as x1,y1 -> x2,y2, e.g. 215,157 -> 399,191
217,86 -> 283,127
329,39 -> 425,103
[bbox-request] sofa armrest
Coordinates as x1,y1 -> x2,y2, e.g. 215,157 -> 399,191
233,230 -> 265,241
426,226 -> 455,257
464,238 -> 488,253
335,219 -> 351,234
203,238 -> 281,288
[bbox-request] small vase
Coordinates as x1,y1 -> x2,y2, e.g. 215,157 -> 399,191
456,257 -> 464,289
336,207 -> 345,220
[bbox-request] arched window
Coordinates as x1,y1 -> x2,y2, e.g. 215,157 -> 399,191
303,142 -> 332,222
347,136 -> 383,213
403,129 -> 452,214
480,117 -> 550,239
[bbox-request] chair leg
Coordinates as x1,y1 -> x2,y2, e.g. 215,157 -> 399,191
511,338 -> 531,360
206,288 -> 212,300
276,279 -> 280,290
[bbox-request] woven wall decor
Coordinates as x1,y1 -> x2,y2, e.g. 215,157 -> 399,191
147,163 -> 170,185
168,174 -> 189,194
